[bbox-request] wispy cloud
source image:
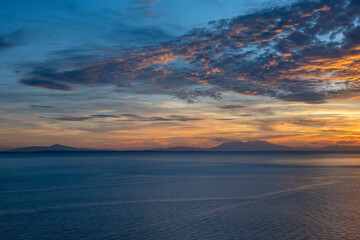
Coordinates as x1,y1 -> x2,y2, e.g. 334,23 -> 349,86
30,104 -> 55,109
53,114 -> 119,122
218,104 -> 245,109
49,114 -> 208,122
127,0 -> 161,19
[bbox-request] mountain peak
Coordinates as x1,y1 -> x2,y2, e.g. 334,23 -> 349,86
51,143 -> 68,147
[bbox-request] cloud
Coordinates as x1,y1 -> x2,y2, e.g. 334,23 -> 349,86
277,91 -> 328,104
90,114 -> 118,118
53,114 -> 119,121
30,105 -> 55,109
174,87 -> 222,103
0,29 -> 24,51
250,116 -> 355,134
117,114 -> 205,122
55,116 -> 93,121
48,114 -> 207,122
336,140 -> 359,145
0,37 -> 13,50
218,104 -> 245,109
20,78 -> 73,91
19,0 -> 360,103
128,0 -> 161,19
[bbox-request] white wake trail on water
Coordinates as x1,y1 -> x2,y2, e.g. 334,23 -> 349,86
0,180 -> 336,216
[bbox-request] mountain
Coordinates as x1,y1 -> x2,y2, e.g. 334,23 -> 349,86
7,144 -> 92,152
151,140 -> 293,152
151,141 -> 360,152
7,141 -> 360,153
208,140 -> 293,151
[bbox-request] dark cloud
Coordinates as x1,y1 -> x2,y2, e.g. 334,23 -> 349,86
30,105 -> 55,109
55,116 -> 93,121
168,115 -> 206,121
90,114 -> 118,118
20,79 -> 73,91
48,114 -> 207,122
19,0 -> 360,103
118,114 -> 205,122
53,114 -> 119,121
219,104 -> 245,109
0,29 -> 24,51
337,140 -> 359,145
0,37 -> 13,50
277,91 -> 328,104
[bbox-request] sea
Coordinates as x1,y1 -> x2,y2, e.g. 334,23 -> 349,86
1,152 -> 360,240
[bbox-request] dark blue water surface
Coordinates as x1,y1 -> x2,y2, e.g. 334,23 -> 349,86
1,152 -> 360,239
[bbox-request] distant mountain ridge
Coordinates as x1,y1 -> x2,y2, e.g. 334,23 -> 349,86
7,144 -> 93,152
153,140 -> 292,152
6,141 -> 360,152
151,140 -> 360,152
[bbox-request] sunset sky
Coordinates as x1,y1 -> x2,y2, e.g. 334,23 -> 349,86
2,0 -> 360,150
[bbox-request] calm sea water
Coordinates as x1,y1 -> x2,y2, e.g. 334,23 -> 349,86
1,152 -> 360,240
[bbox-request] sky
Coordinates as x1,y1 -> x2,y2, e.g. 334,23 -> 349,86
1,0 -> 360,150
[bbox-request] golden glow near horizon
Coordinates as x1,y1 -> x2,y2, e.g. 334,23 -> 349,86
2,93 -> 360,150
